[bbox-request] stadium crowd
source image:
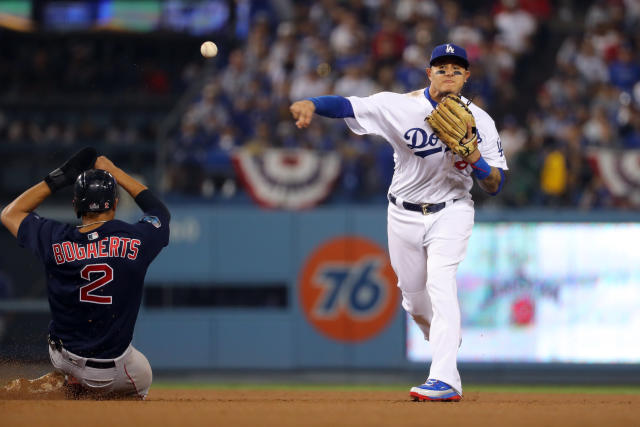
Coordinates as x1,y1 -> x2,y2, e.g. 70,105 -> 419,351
0,33 -> 196,145
169,0 -> 639,209
0,0 -> 638,209
513,0 -> 640,209
0,31 -> 203,197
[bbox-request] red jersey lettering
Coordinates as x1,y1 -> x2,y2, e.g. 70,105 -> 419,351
62,242 -> 75,263
120,238 -> 131,258
128,239 -> 141,260
75,243 -> 87,260
51,237 -> 143,264
109,237 -> 120,257
87,242 -> 99,259
52,244 -> 65,265
98,238 -> 109,258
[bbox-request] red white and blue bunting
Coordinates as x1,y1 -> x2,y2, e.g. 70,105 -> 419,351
232,148 -> 341,209
588,149 -> 640,205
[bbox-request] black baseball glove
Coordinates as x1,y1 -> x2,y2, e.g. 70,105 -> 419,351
44,146 -> 97,193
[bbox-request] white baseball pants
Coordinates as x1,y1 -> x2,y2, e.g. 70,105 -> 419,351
387,197 -> 474,395
49,343 -> 152,399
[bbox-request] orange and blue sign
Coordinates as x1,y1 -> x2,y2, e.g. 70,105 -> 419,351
299,236 -> 399,343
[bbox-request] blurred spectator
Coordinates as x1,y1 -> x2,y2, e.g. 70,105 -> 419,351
574,38 -> 610,84
499,115 -> 527,160
608,44 -> 640,93
289,67 -> 331,100
395,0 -> 440,23
585,0 -> 611,31
221,50 -> 255,98
504,136 -> 543,207
493,0 -> 537,55
396,45 -> 428,91
583,106 -> 615,146
623,114 -> 640,148
448,15 -> 484,60
170,120 -> 205,192
540,146 -> 568,203
579,175 -> 614,209
371,17 -> 406,67
189,82 -> 230,127
329,9 -> 365,58
333,61 -> 378,97
624,0 -> 640,29
267,21 -> 297,86
376,66 -> 405,93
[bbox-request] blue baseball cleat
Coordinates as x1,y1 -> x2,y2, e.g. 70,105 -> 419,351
410,379 -> 461,402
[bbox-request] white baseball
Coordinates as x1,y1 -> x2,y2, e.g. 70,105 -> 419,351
200,41 -> 218,58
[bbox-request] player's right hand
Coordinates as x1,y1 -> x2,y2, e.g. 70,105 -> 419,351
289,100 -> 315,129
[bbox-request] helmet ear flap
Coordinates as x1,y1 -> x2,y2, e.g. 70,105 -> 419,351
73,198 -> 81,218
72,171 -> 85,218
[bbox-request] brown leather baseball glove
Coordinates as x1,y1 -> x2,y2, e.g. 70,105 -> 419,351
425,94 -> 478,158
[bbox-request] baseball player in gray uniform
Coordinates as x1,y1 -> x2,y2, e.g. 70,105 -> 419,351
290,44 -> 507,401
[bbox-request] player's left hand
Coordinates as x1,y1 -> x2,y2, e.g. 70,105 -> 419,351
44,146 -> 97,193
425,94 -> 478,160
94,155 -> 117,172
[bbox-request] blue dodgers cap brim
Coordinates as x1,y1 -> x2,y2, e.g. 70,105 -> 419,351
429,43 -> 469,68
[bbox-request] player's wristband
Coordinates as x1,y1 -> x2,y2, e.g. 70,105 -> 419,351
489,168 -> 505,196
470,156 -> 491,180
44,146 -> 97,193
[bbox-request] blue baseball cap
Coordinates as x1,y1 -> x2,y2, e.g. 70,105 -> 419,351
429,43 -> 469,68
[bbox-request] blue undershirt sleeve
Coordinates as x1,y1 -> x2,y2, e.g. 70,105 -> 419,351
306,96 -> 354,118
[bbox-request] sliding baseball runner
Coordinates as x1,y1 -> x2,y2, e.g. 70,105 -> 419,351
1,148 -> 170,399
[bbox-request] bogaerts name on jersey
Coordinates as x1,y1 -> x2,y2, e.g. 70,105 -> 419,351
52,237 -> 141,265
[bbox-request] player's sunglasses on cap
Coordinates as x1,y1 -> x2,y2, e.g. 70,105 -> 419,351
429,43 -> 469,69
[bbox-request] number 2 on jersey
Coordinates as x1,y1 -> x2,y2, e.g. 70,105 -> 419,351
79,264 -> 113,304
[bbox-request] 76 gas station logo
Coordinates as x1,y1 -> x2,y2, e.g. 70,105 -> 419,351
299,236 -> 399,342
314,258 -> 387,319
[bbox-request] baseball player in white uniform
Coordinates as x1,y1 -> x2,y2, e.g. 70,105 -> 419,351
290,43 -> 507,401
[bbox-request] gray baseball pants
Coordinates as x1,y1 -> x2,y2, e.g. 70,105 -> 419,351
48,343 -> 152,399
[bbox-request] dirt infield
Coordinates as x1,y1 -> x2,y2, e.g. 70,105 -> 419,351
2,388 -> 639,427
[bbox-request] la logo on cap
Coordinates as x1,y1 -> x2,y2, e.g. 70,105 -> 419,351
446,44 -> 455,53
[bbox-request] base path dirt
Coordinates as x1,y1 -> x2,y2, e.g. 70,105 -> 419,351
1,389 -> 639,427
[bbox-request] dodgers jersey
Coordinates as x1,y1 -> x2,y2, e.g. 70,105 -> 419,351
17,197 -> 169,359
345,89 -> 508,203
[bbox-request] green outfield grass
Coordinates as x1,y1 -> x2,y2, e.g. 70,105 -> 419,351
153,382 -> 640,394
